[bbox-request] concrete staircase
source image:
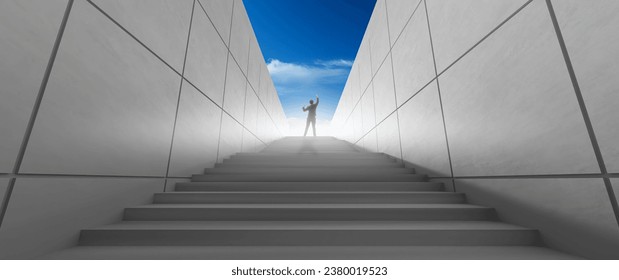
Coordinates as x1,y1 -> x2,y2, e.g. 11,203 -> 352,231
47,136 -> 578,259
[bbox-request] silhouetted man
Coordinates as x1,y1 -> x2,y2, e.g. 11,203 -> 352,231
302,95 -> 319,137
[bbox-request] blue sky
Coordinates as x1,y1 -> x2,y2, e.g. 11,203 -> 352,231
244,0 -> 376,125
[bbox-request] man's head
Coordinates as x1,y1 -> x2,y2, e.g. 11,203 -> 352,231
309,99 -> 314,105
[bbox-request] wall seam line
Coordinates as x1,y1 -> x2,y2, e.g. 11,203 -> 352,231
163,0 -> 197,192
384,0 -> 405,162
344,45 -> 391,125
196,0 -> 230,49
215,0 -> 236,163
389,0 -> 424,49
86,0 -> 183,76
423,0 -> 456,192
185,0 -> 280,142
240,38 -> 252,151
545,0 -> 619,227
0,0 -> 75,229
436,0 -> 533,78
0,173 -> 191,180
430,173 -> 617,180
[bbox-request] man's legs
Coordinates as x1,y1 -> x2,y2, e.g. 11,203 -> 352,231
304,118 -> 311,137
311,118 -> 316,136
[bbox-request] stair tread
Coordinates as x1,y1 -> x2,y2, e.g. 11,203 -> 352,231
64,137 -> 573,259
129,204 -> 487,209
158,191 -> 453,194
178,181 -> 439,185
44,246 -> 580,260
88,220 -> 531,230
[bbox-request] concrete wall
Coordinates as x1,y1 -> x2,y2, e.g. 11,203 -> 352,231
332,0 -> 619,259
0,0 -> 286,259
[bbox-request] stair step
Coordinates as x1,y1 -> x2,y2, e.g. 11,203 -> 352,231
217,160 -> 403,168
191,173 -> 426,182
46,245 -> 580,260
79,221 -> 538,246
230,153 -> 390,159
174,181 -> 445,192
203,167 -> 415,175
123,204 -> 496,221
153,191 -> 465,204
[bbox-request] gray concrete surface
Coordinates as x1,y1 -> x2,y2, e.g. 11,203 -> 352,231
0,0 -> 286,259
457,178 -> 619,259
167,83 -> 221,177
0,0 -> 69,173
42,137 -> 576,259
332,0 -> 619,259
0,177 -> 163,259
552,1 -> 619,173
91,0 -> 193,72
183,2 -> 229,106
398,82 -> 451,177
44,245 -> 579,260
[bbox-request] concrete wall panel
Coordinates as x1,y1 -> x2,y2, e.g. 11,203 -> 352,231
223,54 -> 248,121
376,113 -> 401,159
0,179 -> 9,210
352,106 -> 363,142
197,0 -> 233,46
168,83 -> 221,177
184,4 -> 229,106
331,0 -> 619,260
21,1 -> 179,176
0,0 -> 285,260
229,0 -> 250,73
386,0 -> 422,46
391,6 -> 435,106
372,58 -> 397,123
217,113 -> 243,162
399,82 -> 451,177
368,0 -> 391,74
425,0 -> 529,72
457,178 -> 619,259
247,35 -> 262,92
361,89 -> 376,134
357,39 -> 373,94
552,1 -> 619,173
0,0 -> 68,173
241,130 -> 255,153
349,65 -> 362,107
612,179 -> 619,215
0,177 -> 162,259
243,90 -> 259,134
441,1 -> 599,176
91,0 -> 193,72
257,63 -> 270,101
363,129 -> 378,153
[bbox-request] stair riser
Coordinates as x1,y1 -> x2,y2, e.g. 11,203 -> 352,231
191,174 -> 427,182
217,161 -> 403,168
124,208 -> 496,221
263,145 -> 358,149
262,149 -> 360,153
153,193 -> 465,204
174,182 -> 445,192
203,168 -> 415,175
79,230 -> 537,246
231,154 -> 390,159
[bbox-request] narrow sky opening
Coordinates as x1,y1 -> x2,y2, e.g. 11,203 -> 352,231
244,0 -> 376,135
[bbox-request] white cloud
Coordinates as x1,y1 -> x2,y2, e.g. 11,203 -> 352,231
266,59 -> 349,85
315,59 -> 354,67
